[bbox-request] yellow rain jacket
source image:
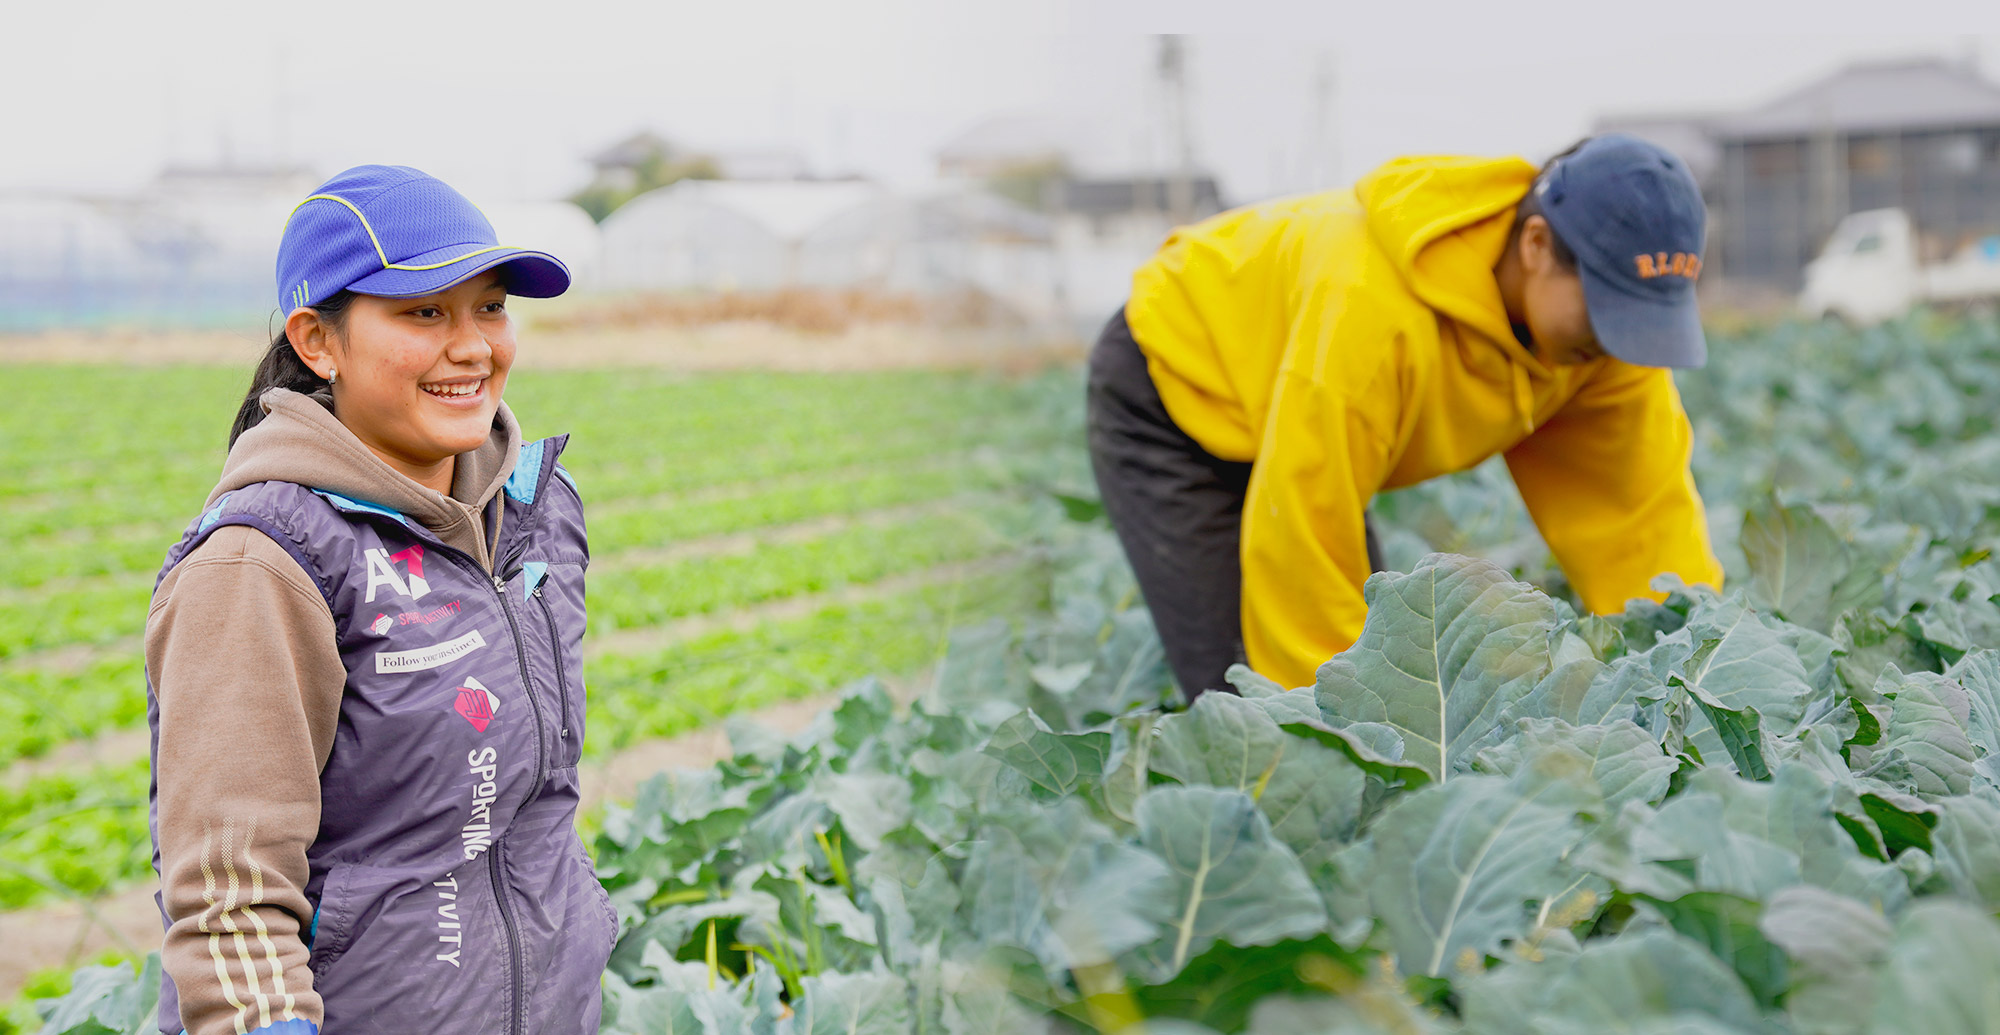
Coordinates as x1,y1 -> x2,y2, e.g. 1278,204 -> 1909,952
1125,154 -> 1724,690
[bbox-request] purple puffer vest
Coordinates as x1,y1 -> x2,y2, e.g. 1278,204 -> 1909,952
147,436 -> 616,1035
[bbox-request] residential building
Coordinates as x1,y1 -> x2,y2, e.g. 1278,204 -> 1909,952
1601,58 -> 2000,289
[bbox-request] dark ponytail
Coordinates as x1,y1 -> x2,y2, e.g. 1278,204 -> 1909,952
229,291 -> 356,448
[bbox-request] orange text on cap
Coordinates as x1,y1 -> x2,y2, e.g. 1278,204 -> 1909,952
1635,252 -> 1702,279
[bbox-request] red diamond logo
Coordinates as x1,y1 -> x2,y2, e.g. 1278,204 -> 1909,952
453,677 -> 498,732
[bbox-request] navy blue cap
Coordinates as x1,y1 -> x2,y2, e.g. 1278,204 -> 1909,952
1534,134 -> 1708,368
275,165 -> 569,313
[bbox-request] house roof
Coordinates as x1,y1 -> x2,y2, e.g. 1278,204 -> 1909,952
589,131 -> 678,169
709,147 -> 810,182
1711,58 -> 2000,140
1057,176 -> 1224,218
615,180 -> 888,242
936,114 -> 1088,169
935,111 -> 1152,178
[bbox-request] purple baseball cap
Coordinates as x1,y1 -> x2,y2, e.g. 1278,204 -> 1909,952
1535,134 -> 1709,369
275,165 -> 569,313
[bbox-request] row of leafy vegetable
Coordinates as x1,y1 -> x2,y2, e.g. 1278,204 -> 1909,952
588,483 -> 2000,1035
36,316 -> 2000,1033
585,315 -> 2000,1034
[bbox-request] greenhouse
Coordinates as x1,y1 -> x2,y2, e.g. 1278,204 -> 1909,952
0,198 -> 152,330
796,189 -> 1061,323
597,180 -> 881,292
595,179 -> 1061,321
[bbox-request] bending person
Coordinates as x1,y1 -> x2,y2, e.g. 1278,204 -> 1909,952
1087,134 -> 1724,700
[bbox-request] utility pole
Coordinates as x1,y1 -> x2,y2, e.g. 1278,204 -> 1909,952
1305,50 -> 1339,192
1157,35 -> 1196,227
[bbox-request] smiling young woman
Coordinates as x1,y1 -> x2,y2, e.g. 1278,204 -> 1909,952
284,272 -> 518,493
148,166 -> 612,1035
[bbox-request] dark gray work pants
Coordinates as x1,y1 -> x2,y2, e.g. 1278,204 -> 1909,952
1085,307 -> 1381,701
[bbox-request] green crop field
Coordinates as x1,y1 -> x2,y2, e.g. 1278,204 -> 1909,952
0,361 -> 1082,944
29,315 -> 2000,1034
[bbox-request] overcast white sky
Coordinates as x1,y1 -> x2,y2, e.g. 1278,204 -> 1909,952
6,1 -> 2000,206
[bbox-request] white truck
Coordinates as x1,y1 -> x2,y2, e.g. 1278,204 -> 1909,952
1797,208 -> 2000,324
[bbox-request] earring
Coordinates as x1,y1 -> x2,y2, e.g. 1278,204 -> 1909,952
326,367 -> 338,386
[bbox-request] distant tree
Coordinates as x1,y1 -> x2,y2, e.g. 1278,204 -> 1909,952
570,139 -> 724,223
984,158 -> 1069,213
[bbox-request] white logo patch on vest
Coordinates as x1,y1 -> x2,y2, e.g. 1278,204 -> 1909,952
375,629 -> 486,673
363,544 -> 431,603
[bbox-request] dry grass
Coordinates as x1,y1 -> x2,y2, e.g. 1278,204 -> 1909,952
537,287 -> 1024,336
0,291 -> 1084,374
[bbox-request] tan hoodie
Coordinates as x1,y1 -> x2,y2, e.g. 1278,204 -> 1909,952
146,388 -> 520,1035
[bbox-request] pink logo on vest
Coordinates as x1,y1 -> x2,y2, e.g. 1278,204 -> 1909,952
453,677 -> 499,732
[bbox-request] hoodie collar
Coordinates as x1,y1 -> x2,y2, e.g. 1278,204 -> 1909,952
207,388 -> 523,570
1356,154 -> 1552,378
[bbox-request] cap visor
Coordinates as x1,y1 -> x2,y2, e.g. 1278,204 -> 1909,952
345,243 -> 571,300
1579,264 -> 1707,369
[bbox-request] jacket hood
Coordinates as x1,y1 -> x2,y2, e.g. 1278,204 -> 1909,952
206,388 -> 523,567
1356,154 -> 1540,367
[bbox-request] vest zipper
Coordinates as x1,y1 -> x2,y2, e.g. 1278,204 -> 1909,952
488,570 -> 543,1035
533,585 -> 573,745
488,842 -> 527,1035
370,478 -> 559,1035
491,571 -> 550,792
438,551 -> 547,1035
332,460 -> 566,1035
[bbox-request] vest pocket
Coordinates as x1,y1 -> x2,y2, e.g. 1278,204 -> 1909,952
532,568 -> 586,769
309,859 -> 512,1032
306,863 -> 359,978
